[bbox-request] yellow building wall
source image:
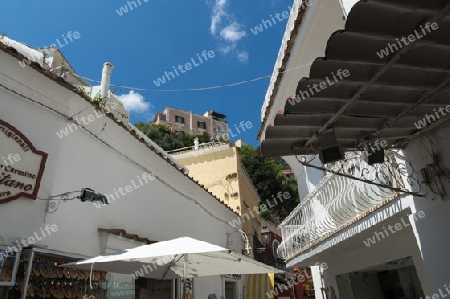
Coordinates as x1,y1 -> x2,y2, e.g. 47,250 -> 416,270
237,165 -> 263,248
176,147 -> 241,212
175,146 -> 263,248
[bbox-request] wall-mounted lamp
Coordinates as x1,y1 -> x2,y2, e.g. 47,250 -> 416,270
318,128 -> 344,164
39,189 -> 109,204
364,150 -> 385,165
79,188 -> 108,204
41,189 -> 109,214
227,230 -> 252,257
261,227 -> 271,246
260,226 -> 272,265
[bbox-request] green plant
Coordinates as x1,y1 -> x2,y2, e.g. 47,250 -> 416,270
302,274 -> 315,298
91,90 -> 108,107
303,279 -> 313,290
76,87 -> 128,119
239,145 -> 300,223
118,112 -> 129,119
134,123 -> 213,151
77,87 -> 107,108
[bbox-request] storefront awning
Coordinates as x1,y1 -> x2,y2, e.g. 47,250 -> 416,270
245,273 -> 274,299
261,0 -> 450,157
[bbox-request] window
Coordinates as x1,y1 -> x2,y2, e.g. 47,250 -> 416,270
272,240 -> 280,259
159,114 -> 166,121
197,121 -> 207,130
175,115 -> 185,124
216,125 -> 225,133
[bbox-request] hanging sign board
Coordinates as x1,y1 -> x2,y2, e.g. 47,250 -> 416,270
0,119 -> 47,204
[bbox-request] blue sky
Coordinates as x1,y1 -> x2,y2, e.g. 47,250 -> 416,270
0,0 -> 355,146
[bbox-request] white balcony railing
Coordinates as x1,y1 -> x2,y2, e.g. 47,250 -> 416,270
277,151 -> 413,261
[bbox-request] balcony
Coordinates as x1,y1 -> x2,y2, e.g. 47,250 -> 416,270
277,151 -> 418,261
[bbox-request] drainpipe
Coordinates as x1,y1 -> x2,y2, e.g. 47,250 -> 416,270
190,111 -> 193,134
100,62 -> 114,98
210,119 -> 214,139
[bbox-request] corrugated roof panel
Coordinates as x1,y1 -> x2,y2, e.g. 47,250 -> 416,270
262,0 -> 450,156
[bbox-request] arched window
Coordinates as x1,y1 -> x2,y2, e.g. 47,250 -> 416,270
272,240 -> 280,259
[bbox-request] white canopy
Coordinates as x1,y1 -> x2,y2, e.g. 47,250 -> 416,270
63,237 -> 283,280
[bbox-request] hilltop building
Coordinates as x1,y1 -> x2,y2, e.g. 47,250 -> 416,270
152,107 -> 229,140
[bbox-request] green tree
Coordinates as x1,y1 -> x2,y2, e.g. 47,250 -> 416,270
134,123 -> 214,152
239,145 -> 299,223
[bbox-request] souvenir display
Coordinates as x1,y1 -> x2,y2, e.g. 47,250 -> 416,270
14,253 -> 108,299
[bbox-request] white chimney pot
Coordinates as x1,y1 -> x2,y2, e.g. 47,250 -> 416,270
101,62 -> 114,98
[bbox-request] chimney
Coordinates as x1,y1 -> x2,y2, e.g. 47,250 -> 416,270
100,62 -> 114,98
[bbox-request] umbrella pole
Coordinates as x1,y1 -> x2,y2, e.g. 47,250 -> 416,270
183,257 -> 187,299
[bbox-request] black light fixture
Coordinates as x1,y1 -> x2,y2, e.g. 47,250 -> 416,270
364,150 -> 385,165
261,227 -> 271,246
318,128 -> 344,164
79,188 -> 109,204
260,226 -> 271,265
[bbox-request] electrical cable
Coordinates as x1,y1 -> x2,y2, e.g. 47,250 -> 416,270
70,61 -> 313,93
37,190 -> 80,200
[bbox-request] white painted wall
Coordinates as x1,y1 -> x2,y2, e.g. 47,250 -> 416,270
283,156 -> 324,201
403,125 -> 450,296
260,0 -> 347,138
260,0 -> 347,202
0,50 -> 245,298
312,210 -> 431,297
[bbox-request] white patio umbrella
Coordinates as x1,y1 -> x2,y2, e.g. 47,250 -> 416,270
63,237 -> 283,298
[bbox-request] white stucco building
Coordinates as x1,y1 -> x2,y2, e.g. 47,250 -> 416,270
259,0 -> 450,298
0,37 -> 247,299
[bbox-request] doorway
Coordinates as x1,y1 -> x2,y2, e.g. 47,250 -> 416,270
135,278 -> 172,299
336,257 -> 425,299
225,281 -> 237,299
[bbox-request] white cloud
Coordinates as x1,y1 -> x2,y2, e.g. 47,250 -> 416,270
219,45 -> 234,54
209,0 -> 248,63
237,51 -> 249,63
117,90 -> 150,113
220,22 -> 246,42
210,0 -> 228,35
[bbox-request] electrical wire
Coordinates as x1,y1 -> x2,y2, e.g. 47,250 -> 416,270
71,61 -> 313,93
420,136 -> 437,163
37,190 -> 80,200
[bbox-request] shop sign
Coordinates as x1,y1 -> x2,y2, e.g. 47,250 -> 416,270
0,119 -> 47,204
224,274 -> 241,280
110,281 -> 135,298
